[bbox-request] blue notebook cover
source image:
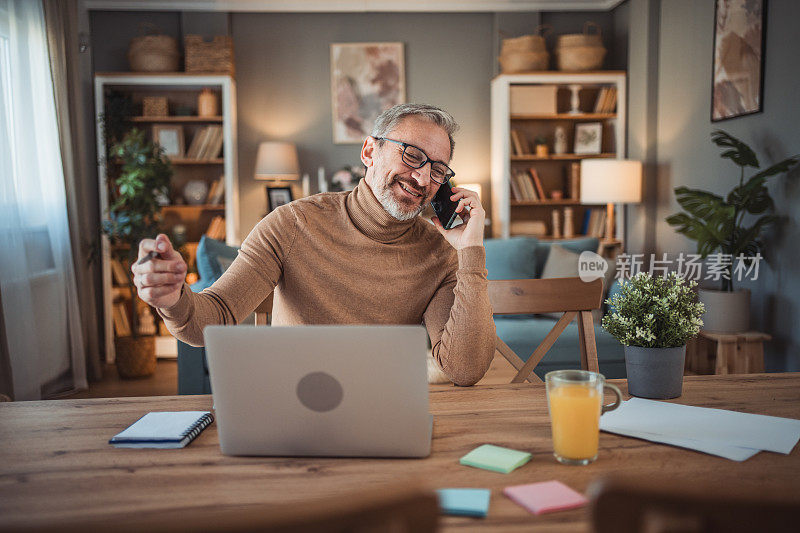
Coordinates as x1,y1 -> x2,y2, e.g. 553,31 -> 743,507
109,411 -> 213,449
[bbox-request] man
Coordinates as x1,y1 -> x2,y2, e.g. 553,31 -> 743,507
133,103 -> 495,386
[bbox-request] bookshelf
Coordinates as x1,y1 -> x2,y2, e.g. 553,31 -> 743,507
94,73 -> 239,362
490,71 -> 627,241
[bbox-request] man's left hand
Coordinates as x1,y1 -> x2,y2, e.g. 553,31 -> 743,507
432,186 -> 485,250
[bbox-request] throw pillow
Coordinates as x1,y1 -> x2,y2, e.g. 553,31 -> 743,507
540,244 -> 616,321
484,237 -> 539,280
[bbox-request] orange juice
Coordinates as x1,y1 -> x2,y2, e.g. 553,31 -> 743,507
548,384 -> 602,461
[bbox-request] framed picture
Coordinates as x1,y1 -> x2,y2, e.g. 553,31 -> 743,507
152,125 -> 184,158
266,186 -> 293,212
330,42 -> 406,144
711,0 -> 767,121
574,122 -> 603,155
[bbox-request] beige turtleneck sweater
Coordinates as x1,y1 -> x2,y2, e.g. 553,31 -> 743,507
158,179 -> 496,386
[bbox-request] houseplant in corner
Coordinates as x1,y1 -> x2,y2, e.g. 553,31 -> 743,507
602,272 -> 705,399
102,127 -> 172,378
666,130 -> 799,333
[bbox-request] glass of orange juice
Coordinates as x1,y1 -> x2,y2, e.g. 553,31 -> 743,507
545,370 -> 622,465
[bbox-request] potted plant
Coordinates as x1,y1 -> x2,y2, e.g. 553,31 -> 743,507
102,127 -> 172,378
666,130 -> 798,333
534,135 -> 549,157
602,272 -> 705,399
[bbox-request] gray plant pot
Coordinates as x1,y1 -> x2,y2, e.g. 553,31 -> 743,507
698,288 -> 750,334
624,345 -> 686,399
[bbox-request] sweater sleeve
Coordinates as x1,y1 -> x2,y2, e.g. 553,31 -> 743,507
423,245 -> 496,386
156,204 -> 298,346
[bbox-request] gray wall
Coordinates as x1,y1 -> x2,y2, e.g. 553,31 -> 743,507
626,0 -> 800,371
231,12 -> 494,236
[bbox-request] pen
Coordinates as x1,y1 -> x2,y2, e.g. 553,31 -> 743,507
136,250 -> 159,266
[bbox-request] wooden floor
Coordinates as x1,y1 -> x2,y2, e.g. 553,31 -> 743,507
62,360 -> 178,399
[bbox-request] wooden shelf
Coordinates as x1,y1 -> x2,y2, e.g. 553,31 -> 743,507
511,199 -> 584,206
511,153 -> 616,161
132,116 -> 223,123
169,158 -> 224,165
511,113 -> 616,120
161,204 -> 224,211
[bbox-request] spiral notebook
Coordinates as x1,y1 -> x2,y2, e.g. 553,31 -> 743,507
109,411 -> 214,449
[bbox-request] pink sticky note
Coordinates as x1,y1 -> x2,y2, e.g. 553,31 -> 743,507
503,480 -> 588,515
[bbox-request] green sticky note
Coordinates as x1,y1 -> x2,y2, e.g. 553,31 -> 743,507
459,444 -> 531,474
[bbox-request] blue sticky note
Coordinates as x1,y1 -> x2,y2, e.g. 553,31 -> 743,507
437,488 -> 491,517
459,444 -> 532,474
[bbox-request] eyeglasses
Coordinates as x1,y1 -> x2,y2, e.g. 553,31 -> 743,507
374,137 -> 455,185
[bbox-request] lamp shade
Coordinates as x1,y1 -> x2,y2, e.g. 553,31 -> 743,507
254,141 -> 299,180
580,159 -> 642,204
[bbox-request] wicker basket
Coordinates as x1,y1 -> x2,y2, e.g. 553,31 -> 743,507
127,25 -> 179,73
142,96 -> 168,117
115,336 -> 156,379
499,25 -> 551,73
499,50 -> 550,73
555,22 -> 606,71
185,35 -> 235,75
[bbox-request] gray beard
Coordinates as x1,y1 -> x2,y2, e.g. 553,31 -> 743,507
374,183 -> 426,221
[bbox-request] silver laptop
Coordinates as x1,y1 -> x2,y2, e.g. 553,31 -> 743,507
203,325 -> 432,458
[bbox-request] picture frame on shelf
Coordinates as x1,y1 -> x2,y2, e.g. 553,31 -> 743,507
267,186 -> 294,212
573,122 -> 602,154
711,0 -> 766,121
152,124 -> 184,158
330,42 -> 405,144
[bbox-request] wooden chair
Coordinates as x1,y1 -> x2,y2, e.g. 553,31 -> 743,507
488,277 -> 604,384
32,484 -> 439,533
589,476 -> 800,533
254,291 -> 274,326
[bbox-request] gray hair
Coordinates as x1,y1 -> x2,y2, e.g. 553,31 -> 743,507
371,103 -> 459,160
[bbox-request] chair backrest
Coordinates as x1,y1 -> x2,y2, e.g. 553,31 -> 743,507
590,476 -> 800,533
488,277 -> 603,383
41,484 -> 439,533
254,291 -> 274,326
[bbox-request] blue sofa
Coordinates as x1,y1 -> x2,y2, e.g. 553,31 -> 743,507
485,236 -> 626,380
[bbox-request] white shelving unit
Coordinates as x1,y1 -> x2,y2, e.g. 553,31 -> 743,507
490,71 -> 627,240
94,73 -> 238,362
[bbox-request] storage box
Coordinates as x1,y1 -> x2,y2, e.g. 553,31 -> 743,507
509,85 -> 557,115
142,96 -> 168,117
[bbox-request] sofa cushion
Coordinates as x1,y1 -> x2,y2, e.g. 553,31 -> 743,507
533,237 -> 598,278
190,235 -> 239,292
495,316 -> 626,380
484,236 -> 539,280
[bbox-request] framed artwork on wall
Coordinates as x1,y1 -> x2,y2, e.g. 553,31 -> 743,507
266,186 -> 293,212
711,0 -> 767,122
573,122 -> 603,154
152,125 -> 184,158
330,42 -> 406,144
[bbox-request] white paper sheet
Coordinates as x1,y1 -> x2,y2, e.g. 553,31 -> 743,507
599,398 -> 800,460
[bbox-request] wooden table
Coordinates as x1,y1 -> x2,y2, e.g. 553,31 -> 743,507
2,374 -> 799,532
686,330 -> 771,375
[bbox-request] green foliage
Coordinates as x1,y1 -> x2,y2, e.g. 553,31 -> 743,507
666,130 -> 799,291
102,128 -> 171,252
602,272 -> 705,349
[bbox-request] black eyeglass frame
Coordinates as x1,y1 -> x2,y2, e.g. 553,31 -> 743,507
373,136 -> 455,184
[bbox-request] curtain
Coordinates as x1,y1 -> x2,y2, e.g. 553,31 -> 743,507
0,0 -> 86,400
43,0 -> 102,383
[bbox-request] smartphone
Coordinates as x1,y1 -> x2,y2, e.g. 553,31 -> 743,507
430,180 -> 460,230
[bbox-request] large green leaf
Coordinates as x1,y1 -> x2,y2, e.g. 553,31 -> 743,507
711,130 -> 759,168
728,184 -> 774,214
740,156 -> 800,192
674,187 -> 727,221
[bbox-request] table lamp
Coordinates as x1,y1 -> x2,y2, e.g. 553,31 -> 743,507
580,159 -> 642,240
254,141 -> 299,181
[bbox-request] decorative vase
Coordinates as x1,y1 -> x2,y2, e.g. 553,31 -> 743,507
197,88 -> 219,117
697,288 -> 750,334
624,345 -> 686,399
115,336 -> 156,379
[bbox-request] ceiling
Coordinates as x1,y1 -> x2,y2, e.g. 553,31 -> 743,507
84,0 -> 627,12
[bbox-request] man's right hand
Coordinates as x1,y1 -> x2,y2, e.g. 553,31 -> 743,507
132,234 -> 187,309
